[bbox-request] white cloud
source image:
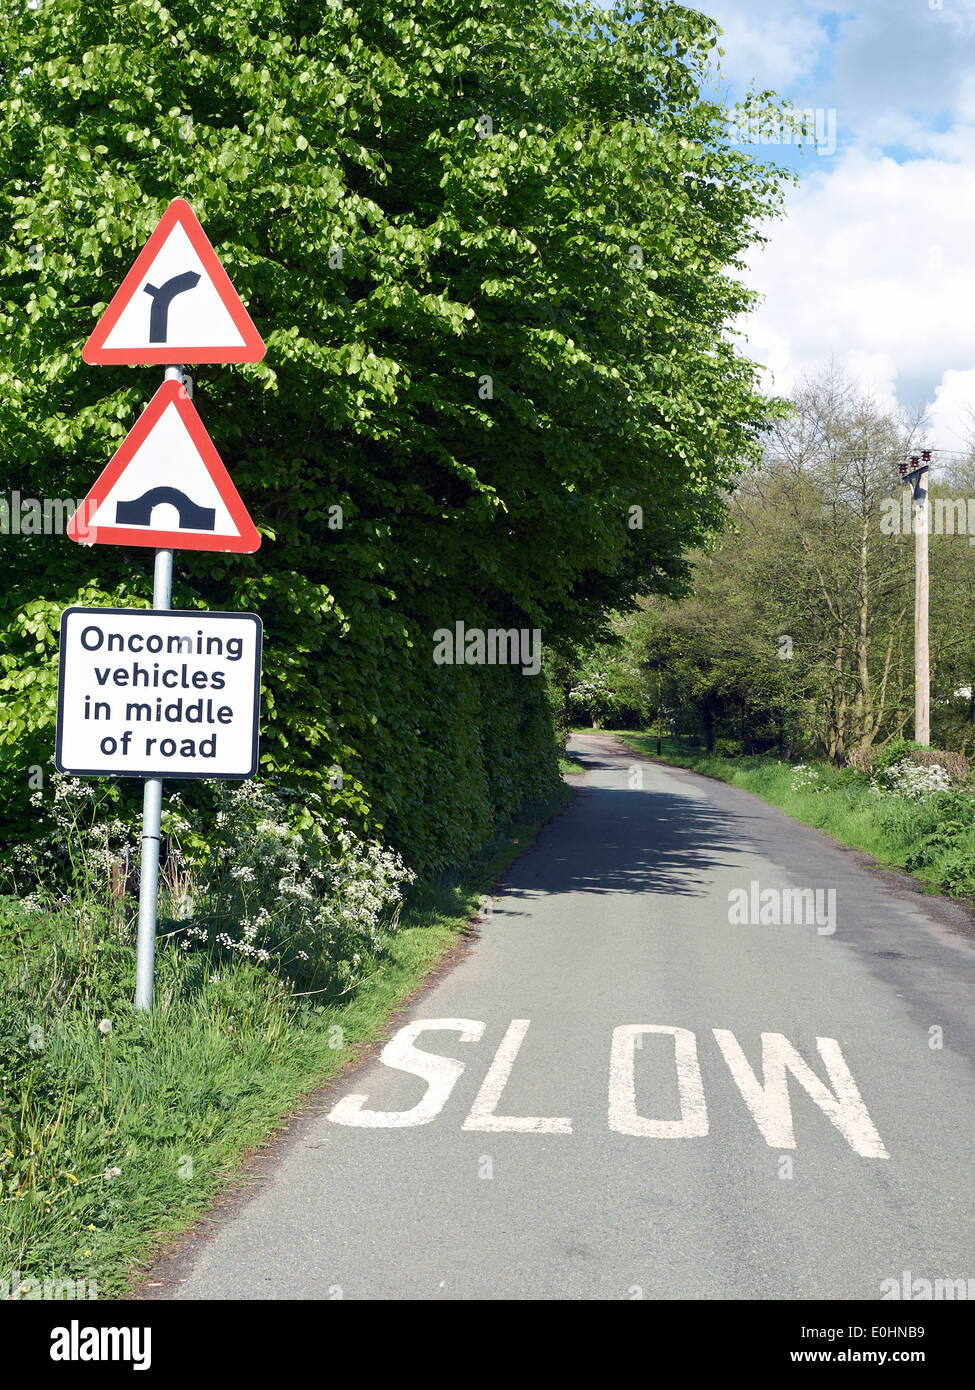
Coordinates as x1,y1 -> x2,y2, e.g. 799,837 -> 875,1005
739,151 -> 975,448
659,1 -> 975,447
829,0 -> 975,124
930,370 -> 975,451
703,1 -> 832,92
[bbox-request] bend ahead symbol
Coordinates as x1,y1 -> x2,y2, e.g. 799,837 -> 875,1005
115,487 -> 216,531
143,270 -> 201,342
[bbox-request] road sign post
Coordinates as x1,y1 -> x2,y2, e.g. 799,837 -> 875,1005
135,367 -> 179,1011
63,198 -> 266,1011
915,488 -> 930,748
57,598 -> 264,1008
135,544 -> 173,1011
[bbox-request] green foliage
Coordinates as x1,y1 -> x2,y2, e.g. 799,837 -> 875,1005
934,850 -> 975,899
0,0 -> 788,871
5,771 -> 419,1002
173,780 -> 416,994
830,765 -> 868,790
902,790 -> 975,874
565,643 -> 654,729
871,739 -> 921,778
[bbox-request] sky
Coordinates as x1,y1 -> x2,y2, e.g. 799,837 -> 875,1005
692,0 -> 975,452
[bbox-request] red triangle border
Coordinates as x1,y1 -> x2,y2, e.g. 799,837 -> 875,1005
67,381 -> 262,553
82,199 -> 266,366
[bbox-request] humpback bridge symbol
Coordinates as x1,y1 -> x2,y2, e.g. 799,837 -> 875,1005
115,486 -> 216,531
67,379 -> 261,553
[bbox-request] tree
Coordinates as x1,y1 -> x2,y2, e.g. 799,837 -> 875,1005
572,365 -> 975,765
754,367 -> 921,759
0,0 -> 790,867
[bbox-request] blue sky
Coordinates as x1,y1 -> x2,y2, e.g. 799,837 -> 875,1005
687,0 -> 975,448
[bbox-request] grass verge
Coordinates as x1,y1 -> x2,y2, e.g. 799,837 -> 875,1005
0,781 -> 573,1299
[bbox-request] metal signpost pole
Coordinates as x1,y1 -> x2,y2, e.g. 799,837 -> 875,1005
134,364 -> 181,1011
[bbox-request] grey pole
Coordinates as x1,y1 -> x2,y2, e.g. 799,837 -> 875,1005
914,481 -> 930,747
134,364 -> 182,1011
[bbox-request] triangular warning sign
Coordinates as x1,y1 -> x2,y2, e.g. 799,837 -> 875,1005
82,199 -> 266,365
67,381 -> 261,553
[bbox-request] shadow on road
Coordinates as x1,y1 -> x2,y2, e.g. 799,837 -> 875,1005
498,740 -> 750,909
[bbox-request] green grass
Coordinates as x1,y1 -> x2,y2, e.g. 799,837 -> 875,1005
558,754 -> 586,775
587,729 -> 975,900
0,784 -> 572,1298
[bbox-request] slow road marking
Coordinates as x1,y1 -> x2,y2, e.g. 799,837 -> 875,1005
327,1018 -> 889,1158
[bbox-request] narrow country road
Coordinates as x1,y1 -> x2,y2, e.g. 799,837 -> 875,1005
153,734 -> 975,1300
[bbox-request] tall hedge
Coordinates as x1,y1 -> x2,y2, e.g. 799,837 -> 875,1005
0,0 -> 787,871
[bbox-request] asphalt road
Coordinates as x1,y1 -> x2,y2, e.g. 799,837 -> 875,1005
158,734 -> 975,1300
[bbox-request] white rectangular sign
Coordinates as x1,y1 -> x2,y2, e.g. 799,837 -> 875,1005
56,607 -> 262,778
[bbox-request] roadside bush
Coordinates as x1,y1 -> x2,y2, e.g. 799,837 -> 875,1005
868,741 -> 968,786
912,747 -> 969,784
175,781 -> 415,996
831,765 -> 868,789
4,774 -> 416,1000
791,763 -> 824,793
1,773 -> 138,913
874,759 -> 953,800
871,739 -> 921,778
903,790 -> 975,874
936,849 -> 975,899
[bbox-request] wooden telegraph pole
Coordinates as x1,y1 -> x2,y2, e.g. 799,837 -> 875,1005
900,451 -> 932,746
